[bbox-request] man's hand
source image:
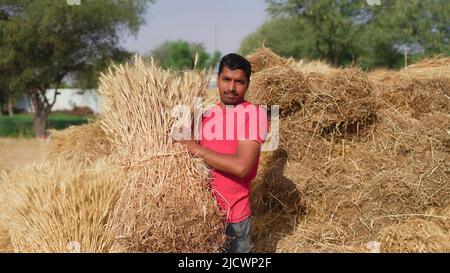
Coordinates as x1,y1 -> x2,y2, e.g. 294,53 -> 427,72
173,126 -> 204,157
173,126 -> 261,178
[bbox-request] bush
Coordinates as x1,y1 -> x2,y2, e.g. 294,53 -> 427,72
0,114 -> 91,137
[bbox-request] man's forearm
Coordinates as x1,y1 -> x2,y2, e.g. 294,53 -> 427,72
190,143 -> 248,178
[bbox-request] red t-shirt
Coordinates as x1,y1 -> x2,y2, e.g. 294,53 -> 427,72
200,100 -> 268,223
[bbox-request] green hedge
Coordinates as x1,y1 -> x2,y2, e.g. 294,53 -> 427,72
0,114 -> 91,137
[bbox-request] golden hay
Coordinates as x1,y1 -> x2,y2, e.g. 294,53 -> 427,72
369,56 -> 450,119
407,55 -> 450,69
99,56 -> 226,252
245,50 -> 450,252
246,65 -> 309,116
375,78 -> 450,118
252,107 -> 450,252
0,159 -> 121,253
378,218 -> 450,253
246,47 -> 293,74
290,59 -> 338,74
304,68 -> 378,136
0,225 -> 13,253
47,119 -> 113,164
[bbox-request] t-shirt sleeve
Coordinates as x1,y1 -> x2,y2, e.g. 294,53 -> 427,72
241,105 -> 269,144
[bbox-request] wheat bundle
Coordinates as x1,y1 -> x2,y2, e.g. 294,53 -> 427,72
99,56 -> 226,252
0,159 -> 121,253
47,119 -> 113,164
0,225 -> 13,253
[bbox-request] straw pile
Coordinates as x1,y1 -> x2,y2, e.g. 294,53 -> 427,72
47,119 -> 113,164
247,49 -> 450,252
99,56 -> 226,252
0,225 -> 13,253
369,56 -> 450,118
247,47 -> 293,74
247,66 -> 309,117
0,160 -> 121,253
377,218 -> 450,253
247,52 -> 378,159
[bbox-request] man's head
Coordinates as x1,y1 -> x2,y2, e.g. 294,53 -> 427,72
217,53 -> 252,106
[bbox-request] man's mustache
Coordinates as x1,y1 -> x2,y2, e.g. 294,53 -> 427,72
224,90 -> 238,96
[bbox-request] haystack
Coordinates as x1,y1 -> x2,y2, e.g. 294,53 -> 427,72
370,56 -> 450,118
246,47 -> 293,74
99,56 -> 226,252
246,65 -> 309,117
304,68 -> 377,137
0,159 -> 121,253
47,119 -> 113,164
252,107 -> 450,252
247,49 -> 449,252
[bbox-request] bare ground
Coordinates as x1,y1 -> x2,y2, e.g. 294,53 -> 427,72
0,138 -> 48,171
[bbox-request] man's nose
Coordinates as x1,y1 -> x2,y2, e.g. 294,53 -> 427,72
228,80 -> 236,91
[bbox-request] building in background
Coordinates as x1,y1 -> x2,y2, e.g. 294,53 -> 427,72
15,89 -> 102,114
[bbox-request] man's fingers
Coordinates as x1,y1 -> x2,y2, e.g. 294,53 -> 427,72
172,126 -> 192,142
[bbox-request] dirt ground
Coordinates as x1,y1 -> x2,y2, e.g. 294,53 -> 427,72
0,138 -> 48,171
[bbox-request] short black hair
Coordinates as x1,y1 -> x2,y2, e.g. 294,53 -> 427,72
218,53 -> 252,81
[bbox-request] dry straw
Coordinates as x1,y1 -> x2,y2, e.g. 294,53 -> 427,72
246,47 -> 293,74
99,55 -> 226,252
47,118 -> 113,164
245,49 -> 450,252
0,159 -> 121,253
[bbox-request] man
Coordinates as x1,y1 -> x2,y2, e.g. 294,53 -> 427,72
180,53 -> 268,253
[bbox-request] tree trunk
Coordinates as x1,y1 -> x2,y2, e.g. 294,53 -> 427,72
7,96 -> 14,116
29,90 -> 51,139
34,110 -> 48,139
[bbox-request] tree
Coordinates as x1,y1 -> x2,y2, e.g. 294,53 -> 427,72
0,0 -> 154,138
240,17 -> 317,60
150,40 -> 221,70
241,0 -> 449,69
264,0 -> 374,66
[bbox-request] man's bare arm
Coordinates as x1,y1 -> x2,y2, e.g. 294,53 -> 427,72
182,140 -> 260,178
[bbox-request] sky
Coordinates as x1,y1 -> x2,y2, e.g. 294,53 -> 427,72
121,0 -> 268,56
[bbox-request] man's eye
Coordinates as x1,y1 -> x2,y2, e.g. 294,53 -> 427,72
222,78 -> 230,81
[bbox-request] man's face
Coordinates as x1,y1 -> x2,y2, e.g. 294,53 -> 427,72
217,66 -> 249,106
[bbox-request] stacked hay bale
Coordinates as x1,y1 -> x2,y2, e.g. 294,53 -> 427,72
99,56 -> 225,252
246,48 -> 450,252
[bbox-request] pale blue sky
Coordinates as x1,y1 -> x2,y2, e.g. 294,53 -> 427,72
121,0 -> 268,55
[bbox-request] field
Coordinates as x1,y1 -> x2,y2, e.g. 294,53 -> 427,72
0,138 -> 47,170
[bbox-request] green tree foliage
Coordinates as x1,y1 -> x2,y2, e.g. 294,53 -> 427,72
240,0 -> 449,68
150,40 -> 221,70
0,0 -> 153,138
